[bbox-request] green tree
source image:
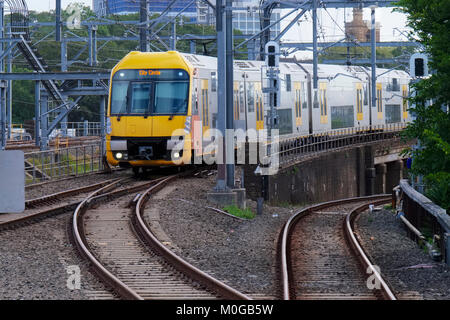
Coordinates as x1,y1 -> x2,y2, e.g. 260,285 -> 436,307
396,0 -> 450,212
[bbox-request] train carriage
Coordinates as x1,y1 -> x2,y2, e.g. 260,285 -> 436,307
106,51 -> 411,170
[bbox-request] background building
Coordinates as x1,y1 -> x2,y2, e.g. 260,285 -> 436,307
93,0 -> 198,17
232,0 -> 280,38
93,0 -> 280,38
345,8 -> 380,42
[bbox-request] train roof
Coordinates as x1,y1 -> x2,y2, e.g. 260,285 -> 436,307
181,53 -> 409,80
112,51 -> 193,76
113,51 -> 410,82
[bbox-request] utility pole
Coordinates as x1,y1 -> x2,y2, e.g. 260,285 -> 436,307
0,0 -> 5,150
370,5 -> 377,126
140,0 -> 149,52
312,0 -> 318,91
215,0 -> 227,191
56,0 -> 61,42
225,0 -> 235,189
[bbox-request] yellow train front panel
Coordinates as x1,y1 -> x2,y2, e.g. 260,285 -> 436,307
106,51 -> 194,167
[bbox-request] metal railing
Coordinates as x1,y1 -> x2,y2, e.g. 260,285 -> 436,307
50,121 -> 102,138
398,179 -> 450,266
273,123 -> 407,166
24,142 -> 104,185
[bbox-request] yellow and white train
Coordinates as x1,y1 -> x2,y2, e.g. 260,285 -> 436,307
106,51 -> 411,170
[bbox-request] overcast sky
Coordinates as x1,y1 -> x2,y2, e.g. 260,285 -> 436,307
25,0 -> 410,57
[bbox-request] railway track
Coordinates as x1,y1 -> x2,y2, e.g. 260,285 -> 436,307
72,173 -> 251,300
0,177 -> 126,229
279,195 -> 397,300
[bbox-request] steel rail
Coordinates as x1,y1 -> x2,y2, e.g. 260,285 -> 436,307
71,176 -> 168,300
279,194 -> 395,300
344,199 -> 397,300
133,176 -> 252,300
0,177 -> 124,229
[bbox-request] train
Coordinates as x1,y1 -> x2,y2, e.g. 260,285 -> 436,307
105,51 -> 411,171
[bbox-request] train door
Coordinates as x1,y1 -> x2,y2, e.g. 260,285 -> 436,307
201,79 -> 210,138
255,82 -> 264,131
376,83 -> 383,119
319,82 -> 328,124
402,84 -> 408,120
356,83 -> 363,121
294,81 -> 302,126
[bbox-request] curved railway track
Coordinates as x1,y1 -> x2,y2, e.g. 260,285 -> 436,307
72,174 -> 251,300
279,195 -> 396,300
0,177 -> 126,229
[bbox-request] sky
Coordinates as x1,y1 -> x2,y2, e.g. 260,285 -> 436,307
25,1 -> 410,58
26,0 -> 91,11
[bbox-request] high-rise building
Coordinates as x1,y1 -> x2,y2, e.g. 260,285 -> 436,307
93,0 -> 108,16
93,0 -> 198,17
232,0 -> 280,38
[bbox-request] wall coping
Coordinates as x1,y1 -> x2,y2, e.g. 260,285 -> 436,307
400,179 -> 450,233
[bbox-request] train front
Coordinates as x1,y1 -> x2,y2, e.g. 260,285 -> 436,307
106,51 -> 193,169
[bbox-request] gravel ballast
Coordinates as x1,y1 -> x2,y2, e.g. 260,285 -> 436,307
0,212 -> 114,300
144,173 -> 296,298
356,208 -> 450,300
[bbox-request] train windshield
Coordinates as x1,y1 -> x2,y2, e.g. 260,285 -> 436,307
110,69 -> 189,116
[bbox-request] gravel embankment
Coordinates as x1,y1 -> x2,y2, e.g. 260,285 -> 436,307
356,208 -> 450,300
0,212 -> 114,300
144,173 -> 296,298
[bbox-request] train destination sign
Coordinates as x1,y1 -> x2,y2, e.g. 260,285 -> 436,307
113,69 -> 189,81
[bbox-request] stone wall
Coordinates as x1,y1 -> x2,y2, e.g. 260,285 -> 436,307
244,142 -> 408,206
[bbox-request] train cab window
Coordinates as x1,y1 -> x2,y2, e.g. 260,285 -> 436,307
111,82 -> 129,114
286,74 -> 292,92
130,82 -> 151,114
154,82 -> 189,114
247,82 -> 255,112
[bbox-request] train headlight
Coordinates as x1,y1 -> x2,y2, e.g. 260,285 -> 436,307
173,152 -> 180,158
115,152 -> 123,159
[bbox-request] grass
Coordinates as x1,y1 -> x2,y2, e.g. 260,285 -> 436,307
223,205 -> 256,220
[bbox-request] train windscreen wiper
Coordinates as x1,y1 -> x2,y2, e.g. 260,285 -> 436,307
169,99 -> 188,120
